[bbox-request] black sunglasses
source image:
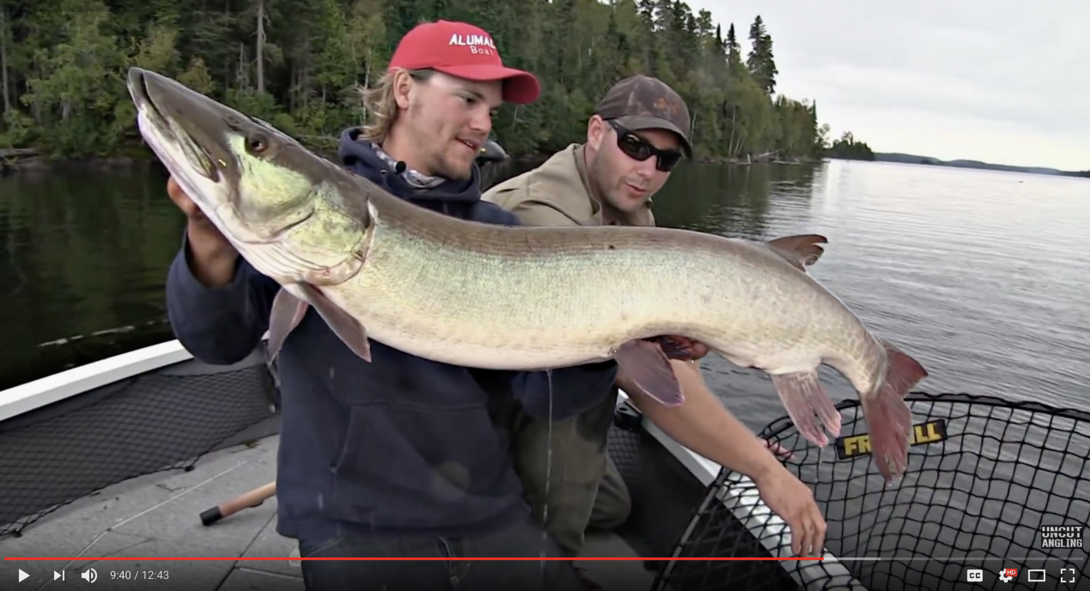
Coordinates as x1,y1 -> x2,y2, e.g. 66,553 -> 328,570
606,119 -> 684,172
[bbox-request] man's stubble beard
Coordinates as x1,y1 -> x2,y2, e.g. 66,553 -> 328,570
435,155 -> 474,181
412,124 -> 474,182
589,153 -> 634,215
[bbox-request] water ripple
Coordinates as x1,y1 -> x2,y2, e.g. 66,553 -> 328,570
662,161 -> 1090,426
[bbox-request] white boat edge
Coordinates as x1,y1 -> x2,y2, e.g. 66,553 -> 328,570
0,338 -> 864,590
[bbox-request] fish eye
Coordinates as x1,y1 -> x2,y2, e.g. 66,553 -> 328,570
247,133 -> 268,154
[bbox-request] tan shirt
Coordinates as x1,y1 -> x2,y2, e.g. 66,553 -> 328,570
482,143 -> 655,228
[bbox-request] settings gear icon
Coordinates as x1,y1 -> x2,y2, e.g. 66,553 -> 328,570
999,569 -> 1015,583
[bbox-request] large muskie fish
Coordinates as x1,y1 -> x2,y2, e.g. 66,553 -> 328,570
126,67 -> 929,482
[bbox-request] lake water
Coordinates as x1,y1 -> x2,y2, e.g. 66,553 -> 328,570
0,160 -> 1088,434
656,161 -> 1090,432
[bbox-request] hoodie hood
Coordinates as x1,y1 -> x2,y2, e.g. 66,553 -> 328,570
337,127 -> 484,204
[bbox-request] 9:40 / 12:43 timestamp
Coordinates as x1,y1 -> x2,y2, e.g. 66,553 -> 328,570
111,570 -> 170,580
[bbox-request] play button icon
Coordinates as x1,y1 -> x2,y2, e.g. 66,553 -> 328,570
18,569 -> 29,582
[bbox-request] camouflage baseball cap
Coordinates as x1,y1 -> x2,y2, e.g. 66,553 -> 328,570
593,75 -> 692,157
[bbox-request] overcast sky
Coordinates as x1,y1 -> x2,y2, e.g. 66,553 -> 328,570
683,0 -> 1089,171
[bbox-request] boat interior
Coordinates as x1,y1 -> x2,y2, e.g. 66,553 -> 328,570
1,338 -> 1088,591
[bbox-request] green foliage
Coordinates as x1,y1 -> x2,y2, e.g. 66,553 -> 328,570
827,131 -> 876,161
0,0 -> 870,162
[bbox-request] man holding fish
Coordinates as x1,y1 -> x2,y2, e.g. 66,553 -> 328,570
132,13 -> 929,591
160,19 -> 609,591
483,75 -> 829,585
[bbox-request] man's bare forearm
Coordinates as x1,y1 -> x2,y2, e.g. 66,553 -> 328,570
620,360 -> 782,482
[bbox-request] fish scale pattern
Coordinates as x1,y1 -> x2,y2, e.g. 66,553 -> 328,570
654,391 -> 1090,591
0,358 -> 276,538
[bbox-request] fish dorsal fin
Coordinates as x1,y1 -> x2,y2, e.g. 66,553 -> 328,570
764,234 -> 828,273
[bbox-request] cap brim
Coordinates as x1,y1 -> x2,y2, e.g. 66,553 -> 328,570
432,64 -> 541,105
614,115 -> 693,158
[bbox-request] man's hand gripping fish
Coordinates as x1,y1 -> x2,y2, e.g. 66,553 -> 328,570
125,67 -> 929,483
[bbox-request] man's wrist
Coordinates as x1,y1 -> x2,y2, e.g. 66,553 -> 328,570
184,221 -> 240,287
748,449 -> 785,484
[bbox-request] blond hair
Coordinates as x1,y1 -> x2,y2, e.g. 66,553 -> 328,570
357,69 -> 435,144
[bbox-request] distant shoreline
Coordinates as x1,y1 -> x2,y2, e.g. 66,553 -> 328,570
863,152 -> 1090,179
3,145 -> 1086,180
0,151 -> 155,176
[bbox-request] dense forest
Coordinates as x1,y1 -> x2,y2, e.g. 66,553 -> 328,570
0,0 -> 876,163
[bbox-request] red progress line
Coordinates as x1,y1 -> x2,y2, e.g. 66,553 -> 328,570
6,557 -> 822,562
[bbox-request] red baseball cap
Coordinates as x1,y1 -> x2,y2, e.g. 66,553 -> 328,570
387,20 -> 541,104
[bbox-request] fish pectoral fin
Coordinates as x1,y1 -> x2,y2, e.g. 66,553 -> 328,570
764,234 -> 828,272
614,340 -> 685,407
267,288 -> 310,361
770,370 -> 841,447
297,283 -> 373,362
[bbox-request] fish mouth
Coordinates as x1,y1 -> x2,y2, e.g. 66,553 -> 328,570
127,68 -> 284,247
127,68 -> 228,184
126,68 -> 360,271
128,70 -> 165,128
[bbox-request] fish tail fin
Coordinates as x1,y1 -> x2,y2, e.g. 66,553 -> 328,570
861,338 -> 929,483
771,370 -> 842,448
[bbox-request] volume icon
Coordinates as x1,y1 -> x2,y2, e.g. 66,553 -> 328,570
81,568 -> 97,583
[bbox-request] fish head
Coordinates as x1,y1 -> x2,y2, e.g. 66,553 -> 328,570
127,67 -> 369,286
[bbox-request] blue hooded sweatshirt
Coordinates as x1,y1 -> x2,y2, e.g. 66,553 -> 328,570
165,128 -> 619,540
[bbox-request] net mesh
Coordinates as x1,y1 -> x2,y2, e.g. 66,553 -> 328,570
655,391 -> 1090,591
0,357 -> 276,538
605,406 -> 800,590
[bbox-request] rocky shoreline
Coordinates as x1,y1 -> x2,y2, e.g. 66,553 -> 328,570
0,148 -> 158,176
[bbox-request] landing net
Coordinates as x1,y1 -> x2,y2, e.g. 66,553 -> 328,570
655,392 -> 1090,590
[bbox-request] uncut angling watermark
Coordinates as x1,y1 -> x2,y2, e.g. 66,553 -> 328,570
1039,525 -> 1085,550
